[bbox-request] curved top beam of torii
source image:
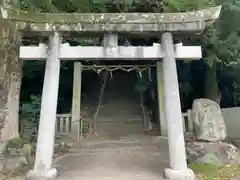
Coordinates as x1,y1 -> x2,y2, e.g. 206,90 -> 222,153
0,5 -> 221,34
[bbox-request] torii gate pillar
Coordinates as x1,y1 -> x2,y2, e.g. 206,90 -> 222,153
26,32 -> 61,180
161,32 -> 195,179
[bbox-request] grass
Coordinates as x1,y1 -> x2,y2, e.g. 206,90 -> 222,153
189,163 -> 240,180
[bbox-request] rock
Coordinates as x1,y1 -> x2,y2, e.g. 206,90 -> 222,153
0,142 -> 7,153
184,132 -> 196,142
7,148 -> 18,155
191,98 -> 226,142
3,155 -> 27,171
0,146 -> 29,172
7,147 -> 25,156
186,141 -> 240,166
231,139 -> 240,149
0,142 -> 7,172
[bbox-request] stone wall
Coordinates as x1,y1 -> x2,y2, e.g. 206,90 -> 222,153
221,107 -> 240,140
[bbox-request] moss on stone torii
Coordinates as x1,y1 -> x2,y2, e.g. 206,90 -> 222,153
0,5 -> 222,33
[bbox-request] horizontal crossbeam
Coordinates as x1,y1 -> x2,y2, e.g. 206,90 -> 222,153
1,6 -> 221,33
20,43 -> 202,60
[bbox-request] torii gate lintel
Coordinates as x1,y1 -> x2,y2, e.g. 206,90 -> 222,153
19,42 -> 202,61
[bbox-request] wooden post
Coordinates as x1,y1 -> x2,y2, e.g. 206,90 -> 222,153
187,109 -> 193,133
161,33 -> 195,180
71,62 -> 82,140
26,32 -> 61,180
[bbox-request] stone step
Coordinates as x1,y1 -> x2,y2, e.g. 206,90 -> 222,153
98,108 -> 142,115
98,116 -> 144,122
98,104 -> 142,109
102,98 -> 139,104
98,123 -> 144,135
104,94 -> 137,99
104,90 -> 137,95
99,120 -> 143,125
98,109 -> 142,113
100,102 -> 141,107
98,114 -> 143,118
98,119 -> 143,126
93,71 -> 144,135
98,115 -> 144,119
98,120 -> 143,124
99,104 -> 141,108
99,107 -> 141,112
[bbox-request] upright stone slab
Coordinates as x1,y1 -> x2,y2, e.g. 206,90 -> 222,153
191,98 -> 227,141
0,20 -> 21,142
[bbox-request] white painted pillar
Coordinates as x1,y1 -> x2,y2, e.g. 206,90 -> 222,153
161,33 -> 195,180
26,32 -> 61,180
71,62 -> 82,140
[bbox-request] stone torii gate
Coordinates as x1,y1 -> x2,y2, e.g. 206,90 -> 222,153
0,3 -> 221,180
20,36 -> 202,137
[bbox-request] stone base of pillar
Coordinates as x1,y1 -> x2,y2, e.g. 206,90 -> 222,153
164,168 -> 195,180
26,168 -> 57,180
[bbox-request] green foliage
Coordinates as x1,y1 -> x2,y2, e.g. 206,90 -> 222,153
23,61 -> 45,78
81,121 -> 89,133
232,80 -> 240,105
6,138 -> 29,148
19,95 -> 41,142
189,163 -> 220,176
189,2 -> 240,67
20,95 -> 41,119
162,0 -> 214,12
135,71 -> 151,94
189,163 -> 240,179
199,27 -> 240,66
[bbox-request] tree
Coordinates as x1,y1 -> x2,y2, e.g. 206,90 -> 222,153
200,2 -> 240,103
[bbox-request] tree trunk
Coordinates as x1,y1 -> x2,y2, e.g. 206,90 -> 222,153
0,21 -> 22,141
204,61 -> 221,104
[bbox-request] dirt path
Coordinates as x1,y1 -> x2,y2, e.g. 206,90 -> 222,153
54,134 -> 169,180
